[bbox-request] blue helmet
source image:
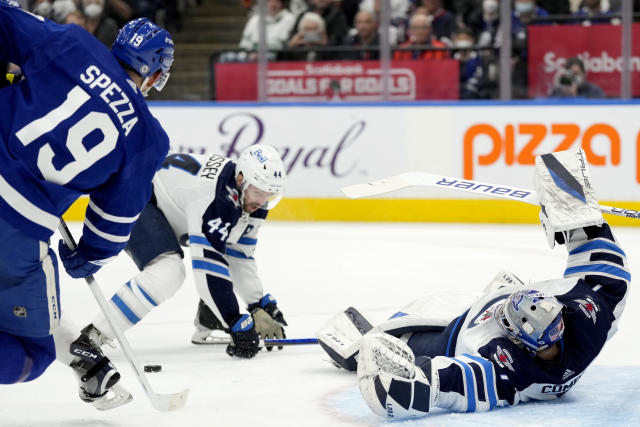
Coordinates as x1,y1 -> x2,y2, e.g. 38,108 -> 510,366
1,0 -> 20,7
111,18 -> 174,92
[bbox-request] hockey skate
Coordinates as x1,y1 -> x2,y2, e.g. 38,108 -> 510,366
191,300 -> 230,344
70,324 -> 132,410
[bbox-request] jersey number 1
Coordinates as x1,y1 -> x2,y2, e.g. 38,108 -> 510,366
15,86 -> 119,185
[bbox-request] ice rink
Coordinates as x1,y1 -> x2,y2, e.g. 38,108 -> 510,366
2,221 -> 639,427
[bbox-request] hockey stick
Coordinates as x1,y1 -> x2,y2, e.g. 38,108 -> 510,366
341,171 -> 640,220
263,338 -> 318,347
192,337 -> 319,347
58,220 -> 189,411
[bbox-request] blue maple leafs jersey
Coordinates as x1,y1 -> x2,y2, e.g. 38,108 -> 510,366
0,6 -> 170,259
153,153 -> 268,325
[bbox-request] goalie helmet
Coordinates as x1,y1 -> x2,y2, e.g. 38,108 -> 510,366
235,144 -> 286,210
495,289 -> 565,352
111,18 -> 174,92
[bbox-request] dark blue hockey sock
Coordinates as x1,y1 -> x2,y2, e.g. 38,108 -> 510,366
0,332 -> 55,383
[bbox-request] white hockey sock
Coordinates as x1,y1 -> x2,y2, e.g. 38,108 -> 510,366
93,253 -> 185,341
52,313 -> 82,366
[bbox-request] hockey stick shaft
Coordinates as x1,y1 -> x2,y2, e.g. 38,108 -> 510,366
341,171 -> 640,220
263,338 -> 318,347
58,220 -> 189,411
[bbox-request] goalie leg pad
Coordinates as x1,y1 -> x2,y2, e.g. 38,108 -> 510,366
316,307 -> 373,371
357,332 -> 434,419
534,149 -> 604,248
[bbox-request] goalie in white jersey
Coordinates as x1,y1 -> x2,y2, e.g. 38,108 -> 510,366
317,149 -> 630,419
78,144 -> 288,359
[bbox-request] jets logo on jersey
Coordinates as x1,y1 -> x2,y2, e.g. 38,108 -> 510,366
493,345 -> 515,372
472,301 -> 502,326
226,185 -> 240,208
574,297 -> 599,324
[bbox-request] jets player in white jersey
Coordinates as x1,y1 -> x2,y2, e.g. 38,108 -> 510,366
76,144 -> 288,360
317,148 -> 630,419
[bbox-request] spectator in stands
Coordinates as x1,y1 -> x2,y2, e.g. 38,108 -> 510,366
63,9 -> 86,26
467,0 -> 500,48
549,56 -> 605,99
360,0 -> 408,44
419,0 -> 457,44
285,11 -> 331,61
51,0 -> 77,23
81,0 -> 119,47
393,13 -> 448,60
450,0 -> 481,33
360,0 -> 410,24
511,0 -> 549,98
290,0 -> 349,45
31,0 -> 54,19
453,27 -> 489,99
342,9 -> 380,60
239,0 -> 296,56
573,0 -> 615,25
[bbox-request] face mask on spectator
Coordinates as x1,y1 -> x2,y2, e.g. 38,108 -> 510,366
573,74 -> 584,86
84,3 -> 103,18
482,0 -> 499,21
514,2 -> 534,15
52,0 -> 77,23
34,1 -> 52,18
455,39 -> 473,48
483,0 -> 498,13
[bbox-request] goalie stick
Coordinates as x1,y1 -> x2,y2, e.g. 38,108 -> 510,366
341,171 -> 640,220
58,220 -> 189,412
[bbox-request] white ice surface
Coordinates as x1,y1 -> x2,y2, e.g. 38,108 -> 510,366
2,222 -> 639,427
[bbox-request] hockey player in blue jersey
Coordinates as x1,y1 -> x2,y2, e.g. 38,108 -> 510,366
0,2 -> 174,409
317,148 -> 630,419
77,144 -> 289,360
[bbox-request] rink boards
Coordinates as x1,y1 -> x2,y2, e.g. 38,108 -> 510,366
65,101 -> 640,225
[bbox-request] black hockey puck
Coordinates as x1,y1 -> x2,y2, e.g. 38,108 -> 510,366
144,364 -> 162,373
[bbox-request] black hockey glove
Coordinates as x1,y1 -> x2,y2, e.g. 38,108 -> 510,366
226,314 -> 261,359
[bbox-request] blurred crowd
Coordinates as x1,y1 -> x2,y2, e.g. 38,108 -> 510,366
17,0 -> 188,47
231,0 -> 633,99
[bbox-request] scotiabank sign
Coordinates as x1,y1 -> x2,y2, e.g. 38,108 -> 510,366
214,60 -> 459,101
528,24 -> 640,97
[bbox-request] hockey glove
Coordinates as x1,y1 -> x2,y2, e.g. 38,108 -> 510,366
58,240 -> 103,279
251,308 -> 285,351
226,314 -> 261,359
248,294 -> 287,351
248,294 -> 288,326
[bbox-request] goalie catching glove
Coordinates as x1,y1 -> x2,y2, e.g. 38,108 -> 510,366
248,294 -> 287,351
534,148 -> 604,248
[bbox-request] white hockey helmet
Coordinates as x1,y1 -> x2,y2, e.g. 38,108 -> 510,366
235,144 -> 286,210
495,289 -> 565,353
